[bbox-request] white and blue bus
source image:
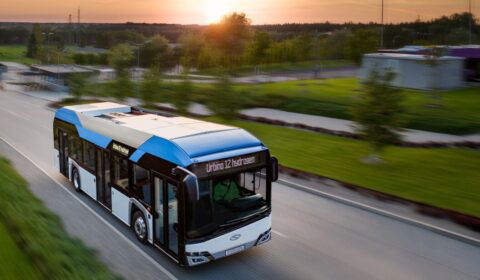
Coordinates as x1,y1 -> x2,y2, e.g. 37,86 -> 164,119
53,102 -> 278,266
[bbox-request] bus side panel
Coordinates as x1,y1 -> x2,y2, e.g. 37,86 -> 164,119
111,189 -> 131,225
70,159 -> 97,200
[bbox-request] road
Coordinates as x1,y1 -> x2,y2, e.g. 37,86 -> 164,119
0,90 -> 479,280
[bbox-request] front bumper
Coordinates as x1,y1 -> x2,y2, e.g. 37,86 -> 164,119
186,228 -> 272,266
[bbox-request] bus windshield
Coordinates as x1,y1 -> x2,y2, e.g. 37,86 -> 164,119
186,167 -> 269,239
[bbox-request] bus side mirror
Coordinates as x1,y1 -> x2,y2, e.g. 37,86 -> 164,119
174,167 -> 200,202
183,174 -> 200,202
270,157 -> 279,182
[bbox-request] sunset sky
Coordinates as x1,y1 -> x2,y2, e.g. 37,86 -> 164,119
0,0 -> 477,24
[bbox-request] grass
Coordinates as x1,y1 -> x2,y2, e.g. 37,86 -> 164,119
193,60 -> 354,76
232,78 -> 480,135
0,222 -> 38,279
0,45 -> 39,65
0,157 -> 118,279
209,117 -> 480,218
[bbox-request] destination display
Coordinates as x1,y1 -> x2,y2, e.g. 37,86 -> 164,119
112,142 -> 130,156
192,152 -> 268,178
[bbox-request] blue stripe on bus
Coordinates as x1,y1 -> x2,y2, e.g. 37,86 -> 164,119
76,126 -> 112,148
55,108 -> 81,126
173,129 -> 263,158
135,136 -> 192,167
129,150 -> 146,163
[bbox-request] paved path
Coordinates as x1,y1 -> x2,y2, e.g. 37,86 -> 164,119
242,108 -> 480,143
1,89 -> 480,279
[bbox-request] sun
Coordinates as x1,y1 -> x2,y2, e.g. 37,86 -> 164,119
205,0 -> 230,23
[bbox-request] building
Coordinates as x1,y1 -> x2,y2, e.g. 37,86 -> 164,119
361,53 -> 465,90
447,46 -> 480,82
29,64 -> 95,91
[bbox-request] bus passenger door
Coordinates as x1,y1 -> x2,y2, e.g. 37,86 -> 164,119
96,149 -> 112,209
58,130 -> 69,177
153,175 -> 179,257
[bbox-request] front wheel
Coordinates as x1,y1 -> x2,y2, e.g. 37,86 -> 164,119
132,211 -> 148,244
72,168 -> 81,193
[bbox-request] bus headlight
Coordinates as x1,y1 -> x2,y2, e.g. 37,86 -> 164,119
186,251 -> 212,266
255,229 -> 271,246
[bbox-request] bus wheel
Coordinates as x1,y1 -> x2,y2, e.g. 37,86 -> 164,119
72,168 -> 81,193
132,211 -> 148,244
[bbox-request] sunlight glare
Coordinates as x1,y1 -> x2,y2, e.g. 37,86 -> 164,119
206,0 -> 230,23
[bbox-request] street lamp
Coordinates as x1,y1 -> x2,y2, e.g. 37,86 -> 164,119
381,0 -> 385,48
468,0 -> 473,44
42,32 -> 54,64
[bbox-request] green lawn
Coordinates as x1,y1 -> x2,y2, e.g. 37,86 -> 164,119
0,45 -> 39,65
193,60 -> 354,76
232,78 -> 480,135
210,117 -> 480,217
0,222 -> 38,279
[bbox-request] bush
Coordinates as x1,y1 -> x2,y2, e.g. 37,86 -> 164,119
0,158 -> 118,279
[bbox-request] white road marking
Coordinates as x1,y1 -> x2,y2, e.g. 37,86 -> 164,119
278,178 -> 480,247
272,230 -> 289,239
0,136 -> 178,280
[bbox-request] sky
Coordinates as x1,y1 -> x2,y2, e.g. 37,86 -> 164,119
0,0 -> 478,24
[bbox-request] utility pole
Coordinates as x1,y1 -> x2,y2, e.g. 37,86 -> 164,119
381,0 -> 385,48
469,0 -> 473,44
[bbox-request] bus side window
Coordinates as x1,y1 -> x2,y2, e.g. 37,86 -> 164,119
82,141 -> 95,171
112,155 -> 129,191
133,164 -> 151,206
69,136 -> 83,163
54,128 -> 59,149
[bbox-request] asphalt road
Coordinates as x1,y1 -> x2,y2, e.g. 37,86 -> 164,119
0,90 -> 479,280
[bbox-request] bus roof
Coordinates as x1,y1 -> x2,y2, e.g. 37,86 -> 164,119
55,102 -> 266,167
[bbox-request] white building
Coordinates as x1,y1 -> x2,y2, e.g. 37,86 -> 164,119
361,53 -> 465,90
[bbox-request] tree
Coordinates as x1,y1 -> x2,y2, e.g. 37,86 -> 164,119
139,68 -> 162,105
347,29 -> 379,65
352,69 -> 404,163
69,74 -> 90,100
108,44 -> 134,75
206,75 -> 245,120
26,24 -> 42,59
179,32 -> 205,70
172,75 -> 193,115
107,75 -> 134,101
140,35 -> 174,71
205,12 -> 253,68
246,31 -> 272,65
423,47 -> 445,107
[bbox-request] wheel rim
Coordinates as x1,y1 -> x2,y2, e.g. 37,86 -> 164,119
134,216 -> 146,239
73,172 -> 80,189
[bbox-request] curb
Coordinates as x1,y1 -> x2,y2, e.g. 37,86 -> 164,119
278,177 -> 480,247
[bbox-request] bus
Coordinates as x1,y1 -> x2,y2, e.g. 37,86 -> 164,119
53,102 -> 278,266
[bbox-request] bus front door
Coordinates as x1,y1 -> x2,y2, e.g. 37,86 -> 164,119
58,130 -> 69,177
153,175 -> 179,258
96,149 -> 112,209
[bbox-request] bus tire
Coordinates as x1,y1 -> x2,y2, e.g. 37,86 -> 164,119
72,168 -> 81,193
132,211 -> 148,244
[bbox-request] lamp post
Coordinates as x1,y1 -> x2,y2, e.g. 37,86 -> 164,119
132,40 -> 151,80
469,0 -> 473,44
42,32 -> 54,64
381,0 -> 384,48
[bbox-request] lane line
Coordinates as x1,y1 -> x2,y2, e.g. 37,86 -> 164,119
0,136 -> 178,280
277,178 -> 480,247
272,230 -> 289,239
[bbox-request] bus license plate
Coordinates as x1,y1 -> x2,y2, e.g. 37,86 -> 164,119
226,245 -> 245,256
